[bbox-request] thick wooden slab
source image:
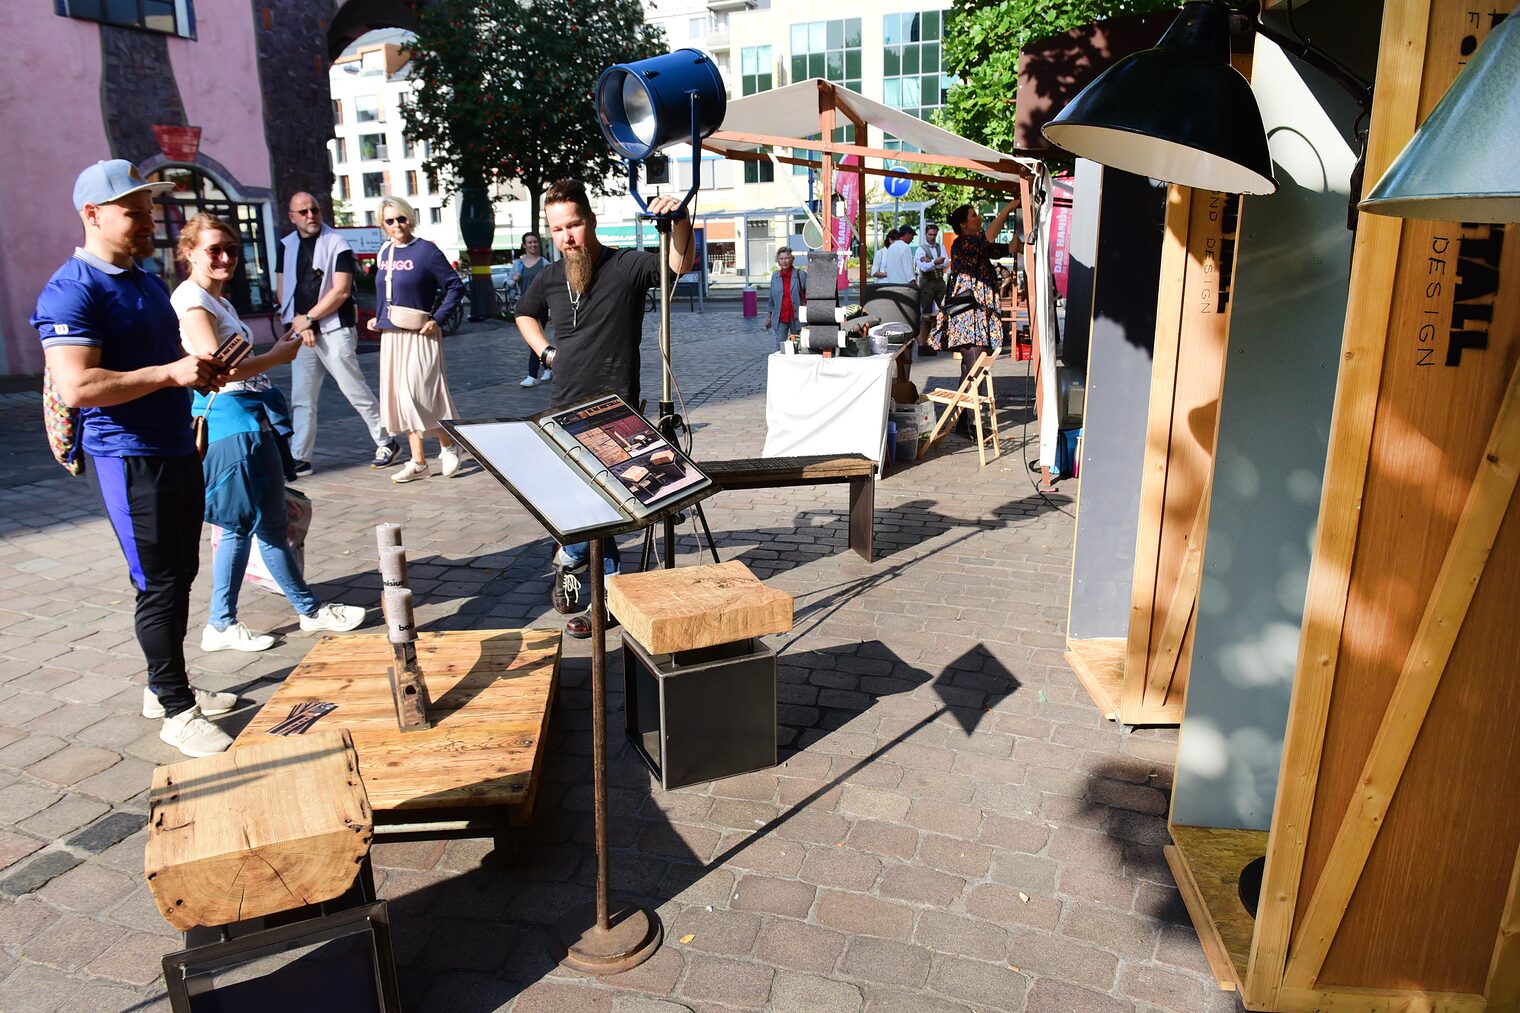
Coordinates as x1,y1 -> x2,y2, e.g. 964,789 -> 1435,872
145,729 -> 372,931
233,629 -> 560,813
607,561 -> 793,654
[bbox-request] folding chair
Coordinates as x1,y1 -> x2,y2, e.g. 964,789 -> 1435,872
924,348 -> 1002,467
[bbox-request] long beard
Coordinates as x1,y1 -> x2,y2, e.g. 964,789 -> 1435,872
565,248 -> 595,294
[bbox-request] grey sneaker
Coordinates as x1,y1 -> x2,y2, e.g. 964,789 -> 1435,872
143,686 -> 237,719
299,603 -> 366,633
160,708 -> 233,758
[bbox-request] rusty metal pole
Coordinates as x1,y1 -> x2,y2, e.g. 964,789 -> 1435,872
590,538 -> 611,931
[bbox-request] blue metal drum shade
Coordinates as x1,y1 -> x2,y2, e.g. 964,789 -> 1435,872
1042,1 -> 1276,195
1361,11 -> 1520,222
597,49 -> 727,161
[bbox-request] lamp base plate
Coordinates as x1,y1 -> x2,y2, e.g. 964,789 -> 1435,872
551,900 -> 662,975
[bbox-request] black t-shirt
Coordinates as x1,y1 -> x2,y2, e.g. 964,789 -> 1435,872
517,247 -> 659,409
279,236 -> 358,326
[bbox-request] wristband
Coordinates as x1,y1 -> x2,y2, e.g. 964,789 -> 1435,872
540,346 -> 557,369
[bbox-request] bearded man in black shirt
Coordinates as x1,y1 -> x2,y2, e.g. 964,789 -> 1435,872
515,179 -> 695,638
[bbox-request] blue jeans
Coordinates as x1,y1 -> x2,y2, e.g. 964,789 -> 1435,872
770,318 -> 801,349
210,523 -> 321,629
559,538 -> 621,576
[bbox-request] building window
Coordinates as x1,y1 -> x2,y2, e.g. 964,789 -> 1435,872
789,19 -> 862,92
740,46 -> 772,96
744,160 -> 774,184
57,0 -> 194,38
429,207 -> 443,225
363,172 -> 385,198
365,210 -> 376,226
337,176 -> 351,200
355,95 -> 383,124
402,135 -> 416,159
332,99 -> 343,126
331,138 -> 347,167
688,15 -> 712,40
359,133 -> 387,161
405,170 -> 419,196
882,9 -> 952,125
425,170 -> 438,194
145,166 -> 271,315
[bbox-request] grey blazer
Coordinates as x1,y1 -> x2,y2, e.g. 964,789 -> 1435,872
768,267 -> 808,322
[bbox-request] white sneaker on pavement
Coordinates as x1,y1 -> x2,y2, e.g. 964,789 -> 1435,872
541,368 -> 552,382
299,603 -> 367,633
392,460 -> 430,483
519,375 -> 538,388
143,686 -> 237,720
160,708 -> 233,758
201,621 -> 276,653
439,445 -> 461,478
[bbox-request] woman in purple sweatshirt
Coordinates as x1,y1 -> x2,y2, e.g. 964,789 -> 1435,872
368,195 -> 466,483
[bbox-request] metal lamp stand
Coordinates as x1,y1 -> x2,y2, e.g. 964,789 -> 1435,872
552,539 -> 662,973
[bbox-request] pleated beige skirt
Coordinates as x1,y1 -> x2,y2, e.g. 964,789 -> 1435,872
379,328 -> 458,436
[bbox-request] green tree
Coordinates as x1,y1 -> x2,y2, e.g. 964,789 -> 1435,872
404,0 -> 666,232
941,0 -> 1173,152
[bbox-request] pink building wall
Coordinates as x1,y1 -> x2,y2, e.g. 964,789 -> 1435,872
0,3 -> 274,376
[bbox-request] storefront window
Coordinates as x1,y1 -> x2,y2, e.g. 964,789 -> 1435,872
146,166 -> 272,317
58,0 -> 194,38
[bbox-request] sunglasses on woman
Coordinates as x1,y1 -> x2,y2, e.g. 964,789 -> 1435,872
384,216 -> 409,226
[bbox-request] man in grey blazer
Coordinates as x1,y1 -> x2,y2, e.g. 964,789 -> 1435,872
763,246 -> 807,350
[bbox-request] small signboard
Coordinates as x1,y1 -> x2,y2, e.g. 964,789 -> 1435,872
334,226 -> 386,257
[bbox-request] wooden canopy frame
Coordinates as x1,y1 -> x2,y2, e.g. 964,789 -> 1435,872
704,79 -> 1037,300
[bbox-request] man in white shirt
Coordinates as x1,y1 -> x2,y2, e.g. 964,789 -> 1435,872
881,225 -> 917,285
915,223 -> 949,354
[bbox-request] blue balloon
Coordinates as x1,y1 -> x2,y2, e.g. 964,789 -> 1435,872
883,167 -> 912,198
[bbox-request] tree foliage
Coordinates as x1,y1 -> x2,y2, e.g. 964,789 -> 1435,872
405,0 -> 666,231
940,0 -> 1173,152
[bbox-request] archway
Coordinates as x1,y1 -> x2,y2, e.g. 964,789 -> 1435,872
327,0 -> 421,62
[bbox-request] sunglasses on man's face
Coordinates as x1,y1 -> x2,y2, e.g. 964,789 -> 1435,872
385,216 -> 409,226
292,207 -> 321,217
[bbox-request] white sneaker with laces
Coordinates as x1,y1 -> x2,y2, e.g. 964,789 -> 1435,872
300,603 -> 367,633
439,446 -> 461,478
160,707 -> 233,758
392,460 -> 430,483
201,621 -> 275,653
143,686 -> 237,719
519,375 -> 538,388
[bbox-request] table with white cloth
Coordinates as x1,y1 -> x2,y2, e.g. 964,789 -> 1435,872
763,351 -> 896,465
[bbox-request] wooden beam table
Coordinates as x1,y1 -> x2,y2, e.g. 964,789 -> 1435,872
234,629 -> 560,851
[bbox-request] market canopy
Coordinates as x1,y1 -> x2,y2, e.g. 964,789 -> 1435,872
703,79 -> 1041,189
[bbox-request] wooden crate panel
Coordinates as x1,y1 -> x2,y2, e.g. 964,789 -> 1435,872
1065,638 -> 1125,721
607,561 -> 793,654
1168,824 -> 1268,990
235,630 -> 560,812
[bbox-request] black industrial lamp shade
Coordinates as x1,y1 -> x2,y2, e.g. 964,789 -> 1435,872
596,49 -> 727,162
1360,10 -> 1520,222
1042,1 -> 1277,195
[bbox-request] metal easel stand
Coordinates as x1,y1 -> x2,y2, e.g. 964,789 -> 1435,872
552,538 -> 662,973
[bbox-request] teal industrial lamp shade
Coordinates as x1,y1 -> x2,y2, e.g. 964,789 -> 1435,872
1041,1 -> 1276,195
1360,11 -> 1520,222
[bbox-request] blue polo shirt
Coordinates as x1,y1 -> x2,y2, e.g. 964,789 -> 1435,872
32,249 -> 193,457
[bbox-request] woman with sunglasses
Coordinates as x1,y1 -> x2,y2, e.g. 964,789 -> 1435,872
171,213 -> 366,656
368,195 -> 466,482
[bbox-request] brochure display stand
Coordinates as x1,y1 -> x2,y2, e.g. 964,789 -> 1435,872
444,396 -> 716,975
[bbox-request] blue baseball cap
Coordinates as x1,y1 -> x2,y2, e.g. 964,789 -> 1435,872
72,159 -> 174,211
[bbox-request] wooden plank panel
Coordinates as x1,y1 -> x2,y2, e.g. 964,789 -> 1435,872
1289,3 -> 1520,995
1487,843 -> 1520,1008
1286,354 -> 1520,987
1246,0 -> 1429,1002
1065,637 -> 1126,721
234,630 -> 560,812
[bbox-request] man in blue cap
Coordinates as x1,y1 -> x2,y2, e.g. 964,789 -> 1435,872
33,159 -> 238,757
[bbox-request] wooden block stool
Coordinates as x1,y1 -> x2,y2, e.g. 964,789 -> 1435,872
607,562 -> 793,790
145,729 -> 374,937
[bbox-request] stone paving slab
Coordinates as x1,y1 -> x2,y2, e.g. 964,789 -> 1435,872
0,311 -> 1231,1011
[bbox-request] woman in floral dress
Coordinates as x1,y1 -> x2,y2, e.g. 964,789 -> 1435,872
930,200 -> 1019,392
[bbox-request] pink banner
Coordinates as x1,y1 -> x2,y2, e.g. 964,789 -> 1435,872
835,155 -> 862,288
1048,174 -> 1075,300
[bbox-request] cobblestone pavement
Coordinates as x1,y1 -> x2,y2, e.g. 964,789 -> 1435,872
0,307 -> 1231,1012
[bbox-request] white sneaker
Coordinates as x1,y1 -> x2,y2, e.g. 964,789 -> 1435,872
160,708 -> 233,758
439,446 -> 461,478
540,368 -> 552,383
201,621 -> 276,653
519,375 -> 538,388
392,460 -> 430,483
143,686 -> 237,720
299,603 -> 367,633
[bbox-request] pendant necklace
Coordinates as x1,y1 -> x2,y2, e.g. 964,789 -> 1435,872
566,278 -> 583,328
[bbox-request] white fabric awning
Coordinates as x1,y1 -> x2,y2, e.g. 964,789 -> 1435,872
705,79 -> 1039,184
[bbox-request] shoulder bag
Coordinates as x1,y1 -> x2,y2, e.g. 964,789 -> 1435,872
381,241 -> 434,332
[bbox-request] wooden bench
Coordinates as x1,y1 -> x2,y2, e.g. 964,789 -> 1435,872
701,454 -> 877,562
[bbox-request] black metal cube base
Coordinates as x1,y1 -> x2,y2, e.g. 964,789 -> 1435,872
623,634 -> 778,791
